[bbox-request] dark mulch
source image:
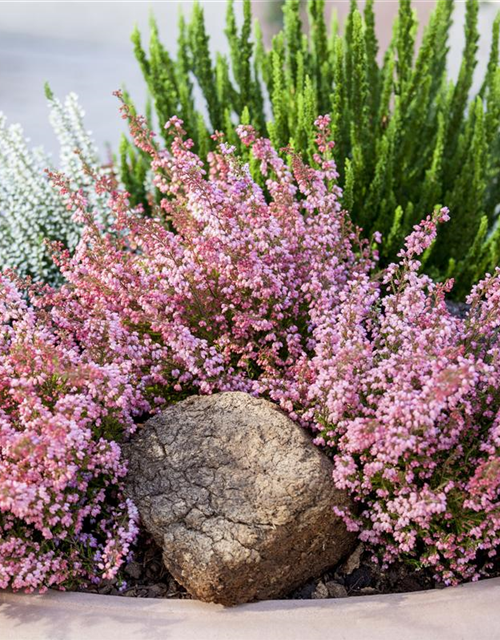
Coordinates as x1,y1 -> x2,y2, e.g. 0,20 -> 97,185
77,530 -> 190,599
75,527 -> 443,601
286,543 -> 437,601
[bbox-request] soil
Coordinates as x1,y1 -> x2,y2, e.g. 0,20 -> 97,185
76,527 -> 442,601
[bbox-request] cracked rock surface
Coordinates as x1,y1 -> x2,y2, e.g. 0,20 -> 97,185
125,392 -> 356,605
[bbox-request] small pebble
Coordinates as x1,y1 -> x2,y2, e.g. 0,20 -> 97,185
124,561 -> 143,580
341,544 -> 364,575
146,584 -> 167,598
311,581 -> 329,599
325,581 -> 348,598
98,584 -> 114,595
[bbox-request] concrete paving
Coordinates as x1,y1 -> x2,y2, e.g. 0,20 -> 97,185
1,577 -> 500,640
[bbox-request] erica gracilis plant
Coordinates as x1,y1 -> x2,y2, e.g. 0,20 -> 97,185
123,0 -> 500,297
52,102 -> 500,585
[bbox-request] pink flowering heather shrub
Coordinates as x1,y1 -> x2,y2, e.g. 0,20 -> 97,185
0,107 -> 376,592
45,104 -> 500,585
40,105 -> 375,420
5,98 -> 500,589
0,276 -> 141,592
310,208 -> 500,585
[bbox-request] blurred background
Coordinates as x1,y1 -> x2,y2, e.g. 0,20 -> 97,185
0,0 -> 496,155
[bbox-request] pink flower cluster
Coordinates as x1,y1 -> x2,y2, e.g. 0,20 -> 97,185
0,276 -> 140,591
42,107 -> 374,419
311,209 -> 500,584
2,109 -> 372,592
3,102 -> 500,589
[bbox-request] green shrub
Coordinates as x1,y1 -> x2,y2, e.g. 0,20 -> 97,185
123,0 -> 500,298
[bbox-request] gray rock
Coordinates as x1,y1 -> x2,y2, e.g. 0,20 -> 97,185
311,581 -> 329,599
340,543 -> 364,576
124,561 -> 142,580
125,392 -> 356,605
325,581 -> 348,598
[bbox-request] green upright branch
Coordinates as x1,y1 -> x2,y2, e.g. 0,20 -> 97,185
122,0 -> 500,297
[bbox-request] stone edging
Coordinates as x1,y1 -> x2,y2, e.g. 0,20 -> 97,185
1,577 -> 499,640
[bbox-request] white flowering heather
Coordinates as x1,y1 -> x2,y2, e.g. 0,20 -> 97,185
0,89 -> 110,284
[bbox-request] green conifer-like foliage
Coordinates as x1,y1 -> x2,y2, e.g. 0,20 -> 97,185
124,0 -> 500,298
